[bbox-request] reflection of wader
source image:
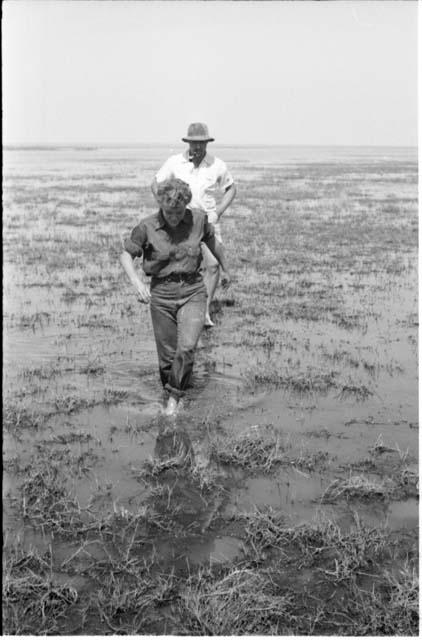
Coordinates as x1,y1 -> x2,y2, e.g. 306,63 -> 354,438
154,426 -> 195,467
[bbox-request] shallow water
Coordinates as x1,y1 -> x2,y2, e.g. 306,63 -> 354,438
3,145 -> 418,634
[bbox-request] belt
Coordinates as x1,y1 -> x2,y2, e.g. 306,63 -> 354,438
152,272 -> 201,285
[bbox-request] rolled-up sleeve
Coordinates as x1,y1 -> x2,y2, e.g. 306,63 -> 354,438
123,223 -> 147,258
217,160 -> 234,191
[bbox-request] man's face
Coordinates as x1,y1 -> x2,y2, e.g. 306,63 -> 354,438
162,202 -> 186,227
188,141 -> 207,163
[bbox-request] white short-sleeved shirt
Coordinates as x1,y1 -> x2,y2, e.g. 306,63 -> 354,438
155,151 -> 234,224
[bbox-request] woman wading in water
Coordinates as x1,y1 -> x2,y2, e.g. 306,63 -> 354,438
120,178 -> 231,416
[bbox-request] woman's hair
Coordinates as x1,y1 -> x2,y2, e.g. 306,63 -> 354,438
156,178 -> 192,208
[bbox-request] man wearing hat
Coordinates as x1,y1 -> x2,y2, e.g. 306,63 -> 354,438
151,123 -> 236,327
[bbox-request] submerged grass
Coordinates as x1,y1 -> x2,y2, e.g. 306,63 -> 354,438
3,150 -> 418,635
3,544 -> 79,635
3,403 -> 44,432
175,566 -> 297,635
344,564 -> 419,636
94,571 -> 156,634
173,543 -> 418,635
210,425 -> 285,471
20,462 -> 86,536
3,521 -> 418,636
244,509 -> 391,581
321,475 -> 394,503
210,426 -> 330,473
337,382 -> 374,401
244,365 -> 338,395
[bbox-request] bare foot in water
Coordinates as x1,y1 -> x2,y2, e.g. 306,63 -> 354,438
204,312 -> 214,327
163,396 -> 179,416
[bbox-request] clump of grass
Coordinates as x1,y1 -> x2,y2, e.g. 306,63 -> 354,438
289,448 -> 330,472
369,433 -> 397,455
3,544 -> 78,635
95,572 -> 154,634
244,511 -> 389,581
18,311 -> 51,329
137,432 -> 195,477
137,458 -> 185,479
21,364 -> 61,380
62,287 -> 80,303
297,519 -> 389,581
79,357 -> 106,375
53,394 -> 93,414
243,506 -> 287,556
175,566 -> 296,635
337,382 -> 374,401
3,403 -> 44,431
345,564 -> 419,636
321,475 -> 393,503
50,388 -> 128,415
398,468 -> 419,497
49,431 -> 95,445
103,388 -> 129,405
210,425 -> 285,471
94,566 -> 181,633
245,365 -> 338,395
332,311 -> 368,332
20,462 -> 84,535
98,502 -> 185,540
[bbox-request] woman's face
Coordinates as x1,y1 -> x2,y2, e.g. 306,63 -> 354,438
162,202 -> 186,227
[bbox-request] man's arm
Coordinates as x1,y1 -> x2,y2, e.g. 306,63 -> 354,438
216,183 -> 237,221
151,157 -> 174,204
151,177 -> 160,204
202,235 -> 231,288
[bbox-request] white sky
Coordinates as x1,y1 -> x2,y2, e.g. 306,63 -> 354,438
2,0 -> 418,146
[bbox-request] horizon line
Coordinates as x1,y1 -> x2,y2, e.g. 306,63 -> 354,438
3,142 -> 418,149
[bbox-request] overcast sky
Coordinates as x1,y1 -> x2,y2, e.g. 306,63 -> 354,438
2,0 -> 418,146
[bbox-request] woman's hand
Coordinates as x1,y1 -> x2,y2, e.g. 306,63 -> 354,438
135,280 -> 151,304
120,251 -> 150,303
220,270 -> 232,289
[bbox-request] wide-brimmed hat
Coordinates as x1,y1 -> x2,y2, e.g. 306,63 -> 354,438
182,122 -> 215,143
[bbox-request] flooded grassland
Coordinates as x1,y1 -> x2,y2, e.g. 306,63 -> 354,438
3,145 -> 418,635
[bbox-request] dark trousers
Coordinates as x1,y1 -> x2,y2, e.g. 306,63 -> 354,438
150,278 -> 206,399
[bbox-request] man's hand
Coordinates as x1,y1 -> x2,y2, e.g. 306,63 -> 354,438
134,281 -> 151,304
220,271 -> 232,289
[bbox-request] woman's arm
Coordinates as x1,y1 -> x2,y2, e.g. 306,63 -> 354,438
120,250 -> 151,303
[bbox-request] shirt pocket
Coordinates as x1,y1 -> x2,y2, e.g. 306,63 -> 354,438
172,242 -> 201,260
145,242 -> 170,262
202,174 -> 217,191
185,242 -> 201,258
151,250 -> 170,261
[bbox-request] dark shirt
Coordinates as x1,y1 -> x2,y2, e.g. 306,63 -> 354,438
124,208 -> 215,277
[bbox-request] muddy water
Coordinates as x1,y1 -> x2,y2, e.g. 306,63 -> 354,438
3,145 -> 418,580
